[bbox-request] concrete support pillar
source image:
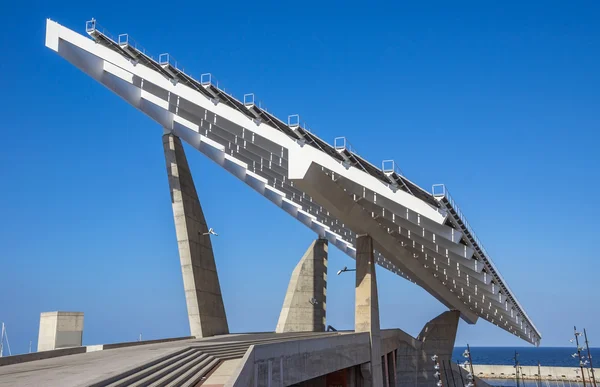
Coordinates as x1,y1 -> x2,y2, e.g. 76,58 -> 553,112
355,234 -> 383,387
37,312 -> 83,352
395,341 -> 420,386
416,310 -> 460,386
396,310 -> 460,386
386,351 -> 397,387
163,133 -> 229,338
276,239 -> 328,333
417,310 -> 460,363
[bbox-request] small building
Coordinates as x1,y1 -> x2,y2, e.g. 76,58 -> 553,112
37,311 -> 84,352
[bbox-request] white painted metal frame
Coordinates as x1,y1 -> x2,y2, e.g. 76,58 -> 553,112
44,19 -> 541,345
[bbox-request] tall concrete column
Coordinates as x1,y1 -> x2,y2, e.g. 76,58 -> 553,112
163,132 -> 229,338
276,239 -> 328,333
355,234 -> 383,387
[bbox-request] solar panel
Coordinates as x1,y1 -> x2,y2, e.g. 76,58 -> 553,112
46,19 -> 541,345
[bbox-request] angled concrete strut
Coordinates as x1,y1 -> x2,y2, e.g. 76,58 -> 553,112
163,133 -> 229,338
417,310 -> 460,362
396,310 -> 462,387
276,239 -> 328,333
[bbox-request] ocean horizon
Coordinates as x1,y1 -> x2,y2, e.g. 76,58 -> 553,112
453,347 -> 599,367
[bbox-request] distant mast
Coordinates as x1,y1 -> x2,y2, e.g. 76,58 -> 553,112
0,322 -> 4,357
0,322 -> 11,357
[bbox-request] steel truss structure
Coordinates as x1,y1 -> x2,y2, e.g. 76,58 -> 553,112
44,18 -> 541,345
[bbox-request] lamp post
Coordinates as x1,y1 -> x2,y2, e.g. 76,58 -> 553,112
0,322 -> 4,358
584,329 -> 597,387
201,227 -> 218,236
520,366 -> 524,384
457,361 -> 466,387
574,326 -> 588,387
336,266 -> 356,275
513,351 -> 520,387
432,354 -> 443,387
463,345 -> 476,387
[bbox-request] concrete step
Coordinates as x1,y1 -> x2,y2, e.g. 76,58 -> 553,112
129,351 -> 208,387
147,353 -> 214,387
91,348 -> 194,387
202,351 -> 247,360
196,346 -> 250,356
218,353 -> 247,361
196,332 -> 334,347
171,357 -> 220,387
91,333 -> 342,387
194,333 -> 342,360
195,332 -> 340,352
106,349 -> 200,387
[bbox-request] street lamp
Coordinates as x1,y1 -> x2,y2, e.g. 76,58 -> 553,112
463,345 -> 476,387
336,266 -> 356,276
584,329 -> 598,387
514,351 -> 521,387
573,326 -> 589,387
432,354 -> 443,387
201,227 -> 218,236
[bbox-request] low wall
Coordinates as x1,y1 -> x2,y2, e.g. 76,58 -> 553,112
466,364 -> 595,382
0,347 -> 87,367
101,336 -> 193,350
0,336 -> 193,367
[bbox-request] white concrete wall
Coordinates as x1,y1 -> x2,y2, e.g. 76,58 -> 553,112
37,312 -> 83,352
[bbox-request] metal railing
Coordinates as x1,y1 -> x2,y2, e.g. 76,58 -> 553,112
117,33 -> 153,59
333,137 -> 370,174
431,184 -> 540,341
200,73 -> 218,88
382,159 -> 404,176
382,160 -> 414,194
158,53 -> 179,69
243,93 -> 255,107
85,18 -> 115,41
287,114 -> 300,128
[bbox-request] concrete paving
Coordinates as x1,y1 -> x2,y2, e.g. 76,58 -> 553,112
0,332 -> 341,387
0,338 -> 197,387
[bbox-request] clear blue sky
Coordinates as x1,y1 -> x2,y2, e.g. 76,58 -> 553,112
1,1 -> 599,355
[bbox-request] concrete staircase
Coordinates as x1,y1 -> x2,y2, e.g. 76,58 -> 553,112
89,332 -> 340,387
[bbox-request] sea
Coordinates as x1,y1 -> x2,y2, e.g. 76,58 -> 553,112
452,347 -> 599,367
450,347 -> 599,387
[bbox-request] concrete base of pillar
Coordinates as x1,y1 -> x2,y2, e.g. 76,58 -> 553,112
396,310 -> 462,387
417,310 -> 460,362
276,239 -> 328,333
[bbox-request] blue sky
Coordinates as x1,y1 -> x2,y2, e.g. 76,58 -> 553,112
1,1 -> 599,354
